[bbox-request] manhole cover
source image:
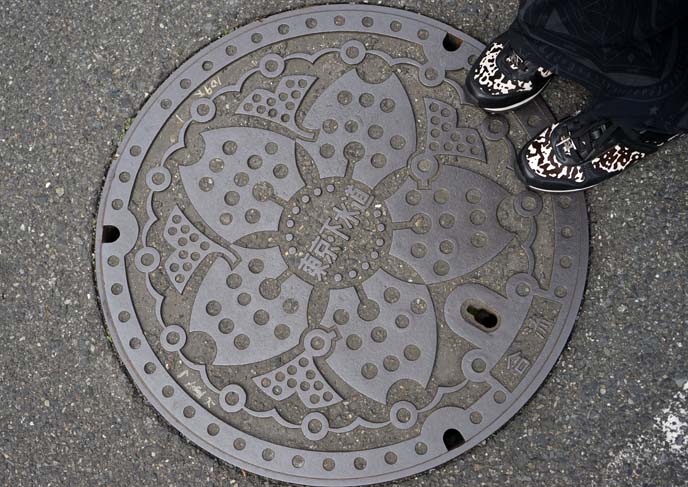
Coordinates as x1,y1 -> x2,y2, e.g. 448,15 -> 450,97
95,5 -> 588,486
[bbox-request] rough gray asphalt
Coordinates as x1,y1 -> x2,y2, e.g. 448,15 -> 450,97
1,1 -> 686,486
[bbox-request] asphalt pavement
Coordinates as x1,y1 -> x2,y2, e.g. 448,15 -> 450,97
0,1 -> 686,486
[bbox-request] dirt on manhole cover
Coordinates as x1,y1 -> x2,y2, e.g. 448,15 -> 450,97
95,5 -> 588,486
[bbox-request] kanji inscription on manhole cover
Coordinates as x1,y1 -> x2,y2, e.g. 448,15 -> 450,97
95,5 -> 588,486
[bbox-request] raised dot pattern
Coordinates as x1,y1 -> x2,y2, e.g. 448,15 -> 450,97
323,269 -> 436,404
424,98 -> 485,162
179,127 -> 305,242
188,246 -> 311,365
163,205 -> 239,293
387,165 -> 513,284
253,348 -> 343,408
302,69 -> 416,187
236,75 -> 317,138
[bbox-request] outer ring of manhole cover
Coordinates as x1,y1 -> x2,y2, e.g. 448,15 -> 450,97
95,5 -> 588,486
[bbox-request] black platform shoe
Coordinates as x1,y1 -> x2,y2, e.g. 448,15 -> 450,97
466,32 -> 554,113
516,114 -> 680,192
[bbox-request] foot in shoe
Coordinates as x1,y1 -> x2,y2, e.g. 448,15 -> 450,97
516,114 -> 680,192
466,32 -> 553,113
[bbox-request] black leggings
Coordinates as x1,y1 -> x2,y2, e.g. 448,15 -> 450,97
508,0 -> 688,132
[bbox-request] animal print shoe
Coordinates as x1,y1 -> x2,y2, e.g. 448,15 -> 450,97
516,115 -> 679,192
466,32 -> 553,113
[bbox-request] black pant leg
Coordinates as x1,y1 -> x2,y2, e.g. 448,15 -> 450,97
507,0 -> 688,132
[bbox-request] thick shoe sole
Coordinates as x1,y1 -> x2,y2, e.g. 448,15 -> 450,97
524,182 -> 600,193
481,78 -> 552,113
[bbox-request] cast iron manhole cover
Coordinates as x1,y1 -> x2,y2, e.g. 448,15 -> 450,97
95,5 -> 588,485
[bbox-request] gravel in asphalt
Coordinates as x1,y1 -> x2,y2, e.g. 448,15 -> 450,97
0,1 -> 686,486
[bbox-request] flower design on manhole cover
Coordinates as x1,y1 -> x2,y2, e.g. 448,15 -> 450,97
95,6 -> 588,486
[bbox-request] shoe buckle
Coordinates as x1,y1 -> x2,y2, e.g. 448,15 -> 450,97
556,134 -> 577,156
507,52 -> 525,68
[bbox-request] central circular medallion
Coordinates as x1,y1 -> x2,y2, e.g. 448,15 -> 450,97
280,178 -> 392,288
95,5 -> 589,486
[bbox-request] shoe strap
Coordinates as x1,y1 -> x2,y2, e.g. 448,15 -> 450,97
554,119 -> 668,166
553,119 -> 617,166
496,41 -> 542,79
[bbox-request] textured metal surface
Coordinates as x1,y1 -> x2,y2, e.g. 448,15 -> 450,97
94,5 -> 589,486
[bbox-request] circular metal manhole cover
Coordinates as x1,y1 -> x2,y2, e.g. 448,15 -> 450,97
95,5 -> 588,486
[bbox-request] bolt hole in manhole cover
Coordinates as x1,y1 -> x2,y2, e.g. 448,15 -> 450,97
95,5 -> 588,486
